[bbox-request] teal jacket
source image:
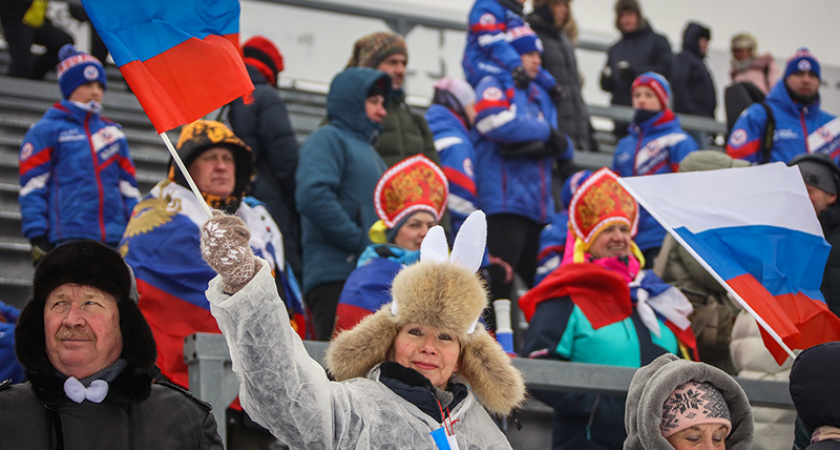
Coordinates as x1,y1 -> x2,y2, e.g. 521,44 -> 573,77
296,68 -> 391,293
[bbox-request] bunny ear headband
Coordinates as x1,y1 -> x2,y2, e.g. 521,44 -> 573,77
389,210 -> 486,334
326,211 -> 526,416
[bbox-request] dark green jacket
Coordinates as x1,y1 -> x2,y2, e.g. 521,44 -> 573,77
375,90 -> 440,167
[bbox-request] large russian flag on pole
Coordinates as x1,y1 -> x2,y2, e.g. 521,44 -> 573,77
81,0 -> 253,134
620,163 -> 840,364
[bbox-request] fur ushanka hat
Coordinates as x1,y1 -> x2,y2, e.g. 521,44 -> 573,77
326,211 -> 526,416
15,240 -> 157,377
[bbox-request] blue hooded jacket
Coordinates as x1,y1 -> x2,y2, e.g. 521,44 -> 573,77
295,68 -> 391,293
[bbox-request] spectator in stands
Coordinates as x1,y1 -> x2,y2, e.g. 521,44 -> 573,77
19,44 -> 139,266
533,169 -> 591,286
730,308 -> 796,450
120,120 -> 303,448
67,3 -> 109,66
723,33 -> 781,138
473,27 -> 573,327
527,0 -> 595,152
228,35 -> 303,283
612,72 -> 697,267
789,153 -> 840,316
730,33 -> 780,96
346,31 -> 440,168
656,151 -> 750,376
0,240 -> 223,448
600,0 -> 672,139
624,353 -> 754,450
0,0 -> 73,79
200,209 -> 525,448
333,155 -> 447,335
519,168 -> 696,450
296,67 -> 391,341
463,0 -> 563,101
790,342 -> 840,450
671,21 -> 716,148
0,299 -> 25,384
727,48 -> 840,164
425,77 -> 478,234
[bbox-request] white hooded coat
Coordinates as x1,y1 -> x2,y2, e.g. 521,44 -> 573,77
207,261 -> 513,449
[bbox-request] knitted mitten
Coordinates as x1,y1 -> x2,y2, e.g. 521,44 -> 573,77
201,210 -> 258,293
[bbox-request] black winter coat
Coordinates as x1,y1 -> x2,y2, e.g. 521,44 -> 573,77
527,14 -> 593,151
229,65 -> 302,279
0,375 -> 223,449
820,203 -> 840,317
671,23 -> 717,118
600,19 -> 673,107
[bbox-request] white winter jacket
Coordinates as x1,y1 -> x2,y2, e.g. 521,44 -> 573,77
207,261 -> 512,449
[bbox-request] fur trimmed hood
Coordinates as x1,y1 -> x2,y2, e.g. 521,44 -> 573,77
15,240 -> 158,404
624,353 -> 754,450
327,213 -> 526,417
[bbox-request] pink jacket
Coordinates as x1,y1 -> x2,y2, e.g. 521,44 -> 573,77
730,53 -> 781,95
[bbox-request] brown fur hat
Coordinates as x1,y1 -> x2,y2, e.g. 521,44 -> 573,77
326,212 -> 526,416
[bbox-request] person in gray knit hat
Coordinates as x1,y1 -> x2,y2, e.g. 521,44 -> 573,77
200,210 -> 525,449
624,353 -> 754,449
346,30 -> 440,168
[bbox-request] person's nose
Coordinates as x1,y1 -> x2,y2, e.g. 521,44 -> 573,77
419,335 -> 438,355
62,304 -> 86,327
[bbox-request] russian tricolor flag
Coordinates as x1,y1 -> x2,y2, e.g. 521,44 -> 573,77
81,0 -> 253,133
620,163 -> 840,364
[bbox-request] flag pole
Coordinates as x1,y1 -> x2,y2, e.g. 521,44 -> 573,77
616,177 -> 798,361
159,132 -> 214,219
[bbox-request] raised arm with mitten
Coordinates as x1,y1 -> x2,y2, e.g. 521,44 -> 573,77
200,211 -> 259,293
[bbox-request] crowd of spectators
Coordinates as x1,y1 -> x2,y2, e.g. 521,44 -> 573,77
4,0 -> 840,449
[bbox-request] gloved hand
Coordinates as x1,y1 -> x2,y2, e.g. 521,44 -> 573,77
30,236 -> 52,267
201,210 -> 259,294
512,65 -> 531,90
547,128 -> 569,155
548,83 -> 565,104
617,61 -> 635,80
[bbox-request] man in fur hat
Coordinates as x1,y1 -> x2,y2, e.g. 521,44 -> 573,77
0,240 -> 223,448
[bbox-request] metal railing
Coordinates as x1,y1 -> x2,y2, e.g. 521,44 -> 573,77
185,332 -> 792,445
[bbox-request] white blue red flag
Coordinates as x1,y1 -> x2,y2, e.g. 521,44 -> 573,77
81,0 -> 253,133
620,162 -> 840,364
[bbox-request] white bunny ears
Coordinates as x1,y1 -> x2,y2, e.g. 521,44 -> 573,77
390,210 -> 487,334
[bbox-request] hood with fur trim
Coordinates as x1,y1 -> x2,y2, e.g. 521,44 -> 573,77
326,259 -> 526,416
15,240 -> 158,405
624,353 -> 754,450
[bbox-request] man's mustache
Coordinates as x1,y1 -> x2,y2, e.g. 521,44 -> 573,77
56,327 -> 95,341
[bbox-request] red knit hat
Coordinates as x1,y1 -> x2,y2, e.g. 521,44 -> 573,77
243,35 -> 284,86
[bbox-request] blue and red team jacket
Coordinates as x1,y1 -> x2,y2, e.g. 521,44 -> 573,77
462,0 -> 556,90
611,110 -> 697,252
534,210 -> 569,286
0,300 -> 24,384
726,80 -> 840,164
425,104 -> 478,234
19,101 -> 139,245
473,75 -> 573,224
